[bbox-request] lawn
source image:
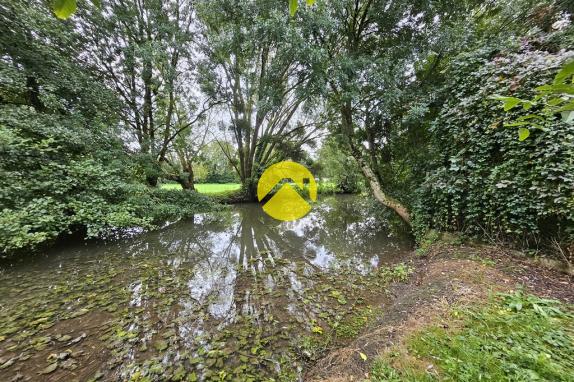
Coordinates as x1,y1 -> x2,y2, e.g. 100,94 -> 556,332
161,183 -> 241,194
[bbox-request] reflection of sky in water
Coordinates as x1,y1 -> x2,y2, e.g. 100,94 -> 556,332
147,196 -> 412,322
0,195 -> 411,335
0,196 -> 413,381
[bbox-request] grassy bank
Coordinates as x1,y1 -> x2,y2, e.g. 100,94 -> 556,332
161,181 -> 349,196
306,243 -> 574,381
371,291 -> 574,381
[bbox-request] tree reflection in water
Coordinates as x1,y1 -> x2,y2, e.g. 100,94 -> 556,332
0,195 -> 412,381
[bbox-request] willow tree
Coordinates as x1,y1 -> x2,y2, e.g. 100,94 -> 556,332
196,0 -> 320,199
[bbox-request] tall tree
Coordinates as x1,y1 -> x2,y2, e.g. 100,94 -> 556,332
78,0 -> 210,187
196,0 -> 321,199
300,0 -> 485,225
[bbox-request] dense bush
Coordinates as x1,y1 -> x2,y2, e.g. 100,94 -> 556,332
201,172 -> 238,184
0,106 -> 215,253
415,29 -> 574,246
316,137 -> 364,193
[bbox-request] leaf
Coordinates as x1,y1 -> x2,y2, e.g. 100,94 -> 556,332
306,0 -> 316,5
517,114 -> 544,122
91,0 -> 102,7
53,0 -> 77,19
561,110 -> 574,124
536,84 -> 574,95
359,352 -> 368,361
518,128 -> 530,141
555,101 -> 574,112
40,363 -> 58,374
504,121 -> 530,127
522,101 -> 534,110
547,97 -> 564,106
490,95 -> 522,111
0,358 -> 16,369
553,60 -> 574,85
154,340 -> 168,351
289,0 -> 298,16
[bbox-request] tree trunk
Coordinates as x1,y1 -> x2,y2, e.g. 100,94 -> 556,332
146,175 -> 158,187
340,106 -> 411,226
26,76 -> 44,112
178,166 -> 195,191
243,178 -> 258,202
357,158 -> 411,225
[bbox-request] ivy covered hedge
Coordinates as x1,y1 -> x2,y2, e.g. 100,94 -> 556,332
416,31 -> 574,246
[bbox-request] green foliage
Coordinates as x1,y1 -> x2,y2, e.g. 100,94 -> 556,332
316,137 -> 364,193
0,2 -> 216,254
333,306 -> 378,339
491,59 -> 574,139
377,263 -> 414,282
500,289 -> 567,317
195,142 -> 239,184
196,0 -> 318,198
414,230 -> 441,257
52,0 -> 76,19
0,106 -> 215,253
372,292 -> 574,381
52,0 -> 102,19
416,29 -> 574,246
289,0 -> 298,16
289,0 -> 315,17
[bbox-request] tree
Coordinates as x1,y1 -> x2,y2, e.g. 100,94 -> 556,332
78,0 -> 212,187
316,136 -> 363,193
298,0 -> 492,225
196,0 -> 321,199
197,141 -> 239,183
0,0 -> 214,254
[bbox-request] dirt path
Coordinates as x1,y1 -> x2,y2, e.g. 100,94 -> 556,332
305,244 -> 574,381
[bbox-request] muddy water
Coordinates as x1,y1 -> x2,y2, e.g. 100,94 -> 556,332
0,195 -> 412,382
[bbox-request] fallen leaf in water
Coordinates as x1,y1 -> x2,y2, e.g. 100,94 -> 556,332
56,334 -> 72,342
0,358 -> 16,369
70,333 -> 87,344
40,362 -> 58,374
69,308 -> 89,318
154,340 -> 168,351
60,358 -> 77,370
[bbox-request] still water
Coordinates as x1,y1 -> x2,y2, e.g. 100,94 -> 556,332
0,195 -> 412,382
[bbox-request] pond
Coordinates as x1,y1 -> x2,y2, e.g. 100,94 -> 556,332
0,195 -> 412,382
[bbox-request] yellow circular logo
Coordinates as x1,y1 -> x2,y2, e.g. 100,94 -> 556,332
257,161 -> 317,221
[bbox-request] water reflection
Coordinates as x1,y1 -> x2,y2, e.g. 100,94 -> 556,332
0,195 -> 412,381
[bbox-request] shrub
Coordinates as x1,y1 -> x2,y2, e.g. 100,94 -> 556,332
0,106 -> 216,254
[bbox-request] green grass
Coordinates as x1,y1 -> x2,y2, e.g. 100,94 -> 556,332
160,183 -> 241,194
371,291 -> 574,381
161,181 -> 342,196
